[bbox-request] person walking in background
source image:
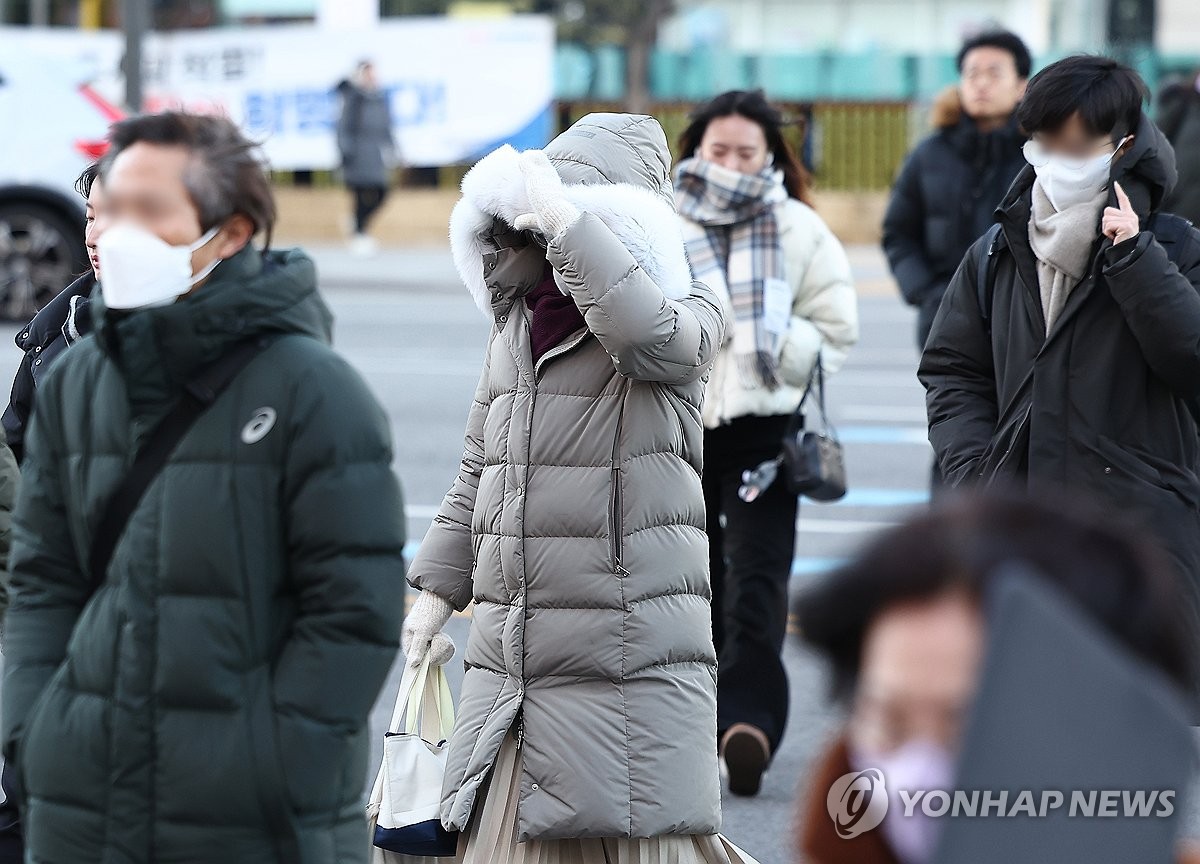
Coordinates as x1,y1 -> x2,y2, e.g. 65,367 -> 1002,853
920,56 -> 1200,638
3,162 -> 103,464
402,113 -> 756,863
1156,68 -> 1200,224
336,59 -> 397,255
1,112 -> 405,864
883,30 -> 1031,352
674,90 -> 858,797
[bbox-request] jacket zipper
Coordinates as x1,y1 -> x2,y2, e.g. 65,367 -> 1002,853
609,402 -> 629,577
534,328 -> 589,378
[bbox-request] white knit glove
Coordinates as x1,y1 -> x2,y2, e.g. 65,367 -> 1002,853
512,150 -> 581,241
402,590 -> 456,668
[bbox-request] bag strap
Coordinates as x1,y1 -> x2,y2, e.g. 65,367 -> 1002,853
975,223 -> 1006,338
787,355 -> 836,438
87,335 -> 274,585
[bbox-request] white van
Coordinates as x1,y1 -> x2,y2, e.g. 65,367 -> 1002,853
0,44 -> 121,320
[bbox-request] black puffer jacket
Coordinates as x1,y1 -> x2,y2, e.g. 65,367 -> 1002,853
883,90 -> 1027,347
2,273 -> 94,463
919,114 -> 1200,608
1157,76 -> 1200,225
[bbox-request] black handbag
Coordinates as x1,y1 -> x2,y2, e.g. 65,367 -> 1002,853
780,358 -> 847,501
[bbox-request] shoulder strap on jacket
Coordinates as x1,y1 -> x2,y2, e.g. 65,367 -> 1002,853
87,335 -> 275,586
975,223 -> 1007,337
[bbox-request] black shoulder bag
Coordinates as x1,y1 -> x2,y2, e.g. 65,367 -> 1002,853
88,336 -> 274,584
781,357 -> 848,501
737,358 -> 848,503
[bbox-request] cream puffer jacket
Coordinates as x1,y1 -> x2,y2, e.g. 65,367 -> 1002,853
690,198 -> 859,428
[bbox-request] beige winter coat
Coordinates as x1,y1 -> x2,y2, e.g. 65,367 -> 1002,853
408,114 -> 727,841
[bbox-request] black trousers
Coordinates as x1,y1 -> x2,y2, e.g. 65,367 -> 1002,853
703,414 -> 797,756
0,760 -> 21,864
351,185 -> 388,234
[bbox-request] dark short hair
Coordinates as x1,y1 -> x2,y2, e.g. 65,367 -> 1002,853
957,30 -> 1033,79
795,492 -> 1196,701
1016,54 -> 1148,140
677,89 -> 814,206
75,162 -> 100,201
102,112 -> 277,250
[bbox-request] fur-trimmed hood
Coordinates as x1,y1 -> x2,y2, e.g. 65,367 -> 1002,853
449,113 -> 693,315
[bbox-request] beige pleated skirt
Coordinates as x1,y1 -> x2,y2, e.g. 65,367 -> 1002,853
454,731 -> 761,864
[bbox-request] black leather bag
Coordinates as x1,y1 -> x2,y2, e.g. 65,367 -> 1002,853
781,359 -> 847,502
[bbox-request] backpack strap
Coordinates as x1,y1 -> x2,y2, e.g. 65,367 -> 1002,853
87,335 -> 275,586
975,223 -> 1007,337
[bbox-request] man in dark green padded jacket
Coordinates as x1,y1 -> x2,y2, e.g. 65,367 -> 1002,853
0,112 -> 406,864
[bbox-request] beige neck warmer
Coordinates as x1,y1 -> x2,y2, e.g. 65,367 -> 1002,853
1028,180 -> 1108,337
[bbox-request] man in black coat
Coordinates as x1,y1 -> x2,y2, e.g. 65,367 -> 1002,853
884,30 -> 1032,351
920,56 -> 1200,625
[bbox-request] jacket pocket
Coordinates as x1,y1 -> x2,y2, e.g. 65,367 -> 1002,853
1092,435 -> 1200,509
609,401 -> 628,577
977,404 -> 1032,486
247,677 -> 303,860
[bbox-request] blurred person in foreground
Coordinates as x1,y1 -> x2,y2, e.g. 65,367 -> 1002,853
0,112 -> 405,864
336,59 -> 397,255
673,89 -> 858,797
401,113 -> 758,862
1156,68 -> 1200,224
794,493 -> 1198,864
920,55 -> 1200,615
3,162 -> 104,464
883,30 -> 1032,353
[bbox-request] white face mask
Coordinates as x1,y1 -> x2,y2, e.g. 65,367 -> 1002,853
850,737 -> 957,864
97,222 -> 222,310
1023,136 -> 1129,212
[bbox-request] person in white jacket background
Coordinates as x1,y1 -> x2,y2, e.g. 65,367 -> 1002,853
674,89 -> 859,797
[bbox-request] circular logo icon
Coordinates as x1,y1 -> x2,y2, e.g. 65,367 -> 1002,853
827,768 -> 889,839
241,407 -> 277,445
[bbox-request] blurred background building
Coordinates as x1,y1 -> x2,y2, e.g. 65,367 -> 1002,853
0,0 -> 1195,208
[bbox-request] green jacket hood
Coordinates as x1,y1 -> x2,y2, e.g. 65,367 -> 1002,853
93,246 -> 332,415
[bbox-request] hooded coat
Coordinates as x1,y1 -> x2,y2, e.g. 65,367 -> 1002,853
919,114 -> 1200,608
0,246 -> 406,864
883,87 -> 1028,347
407,114 -> 726,841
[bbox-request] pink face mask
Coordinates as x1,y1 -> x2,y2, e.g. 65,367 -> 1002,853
849,737 -> 958,864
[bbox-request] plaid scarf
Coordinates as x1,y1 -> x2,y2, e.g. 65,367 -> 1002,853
675,157 -> 789,390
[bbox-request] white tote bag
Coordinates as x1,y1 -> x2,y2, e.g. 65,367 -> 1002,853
368,654 -> 458,863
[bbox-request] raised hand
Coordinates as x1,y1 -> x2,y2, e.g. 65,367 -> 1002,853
1102,181 -> 1141,245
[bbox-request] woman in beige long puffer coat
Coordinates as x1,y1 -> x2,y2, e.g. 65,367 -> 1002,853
401,113 -> 758,863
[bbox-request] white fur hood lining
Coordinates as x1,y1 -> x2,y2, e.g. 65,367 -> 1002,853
449,144 -> 693,315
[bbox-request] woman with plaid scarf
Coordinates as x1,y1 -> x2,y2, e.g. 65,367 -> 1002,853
675,90 -> 859,797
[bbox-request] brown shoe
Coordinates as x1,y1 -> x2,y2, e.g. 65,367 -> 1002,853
721,723 -> 771,797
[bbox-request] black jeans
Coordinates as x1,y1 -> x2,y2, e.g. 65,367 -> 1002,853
0,759 -> 21,864
704,414 -> 797,757
351,185 -> 388,234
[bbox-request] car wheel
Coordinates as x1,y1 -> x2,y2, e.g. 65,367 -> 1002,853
0,202 -> 85,322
